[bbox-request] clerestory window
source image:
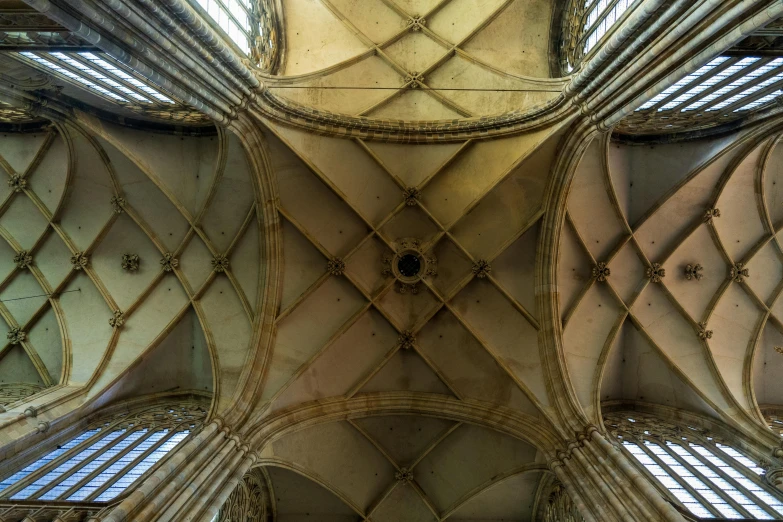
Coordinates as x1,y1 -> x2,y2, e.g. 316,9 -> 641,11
0,402 -> 206,503
560,0 -> 639,73
191,0 -> 254,55
606,412 -> 783,520
637,56 -> 783,113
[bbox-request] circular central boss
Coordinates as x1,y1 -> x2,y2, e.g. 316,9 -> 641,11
397,253 -> 421,278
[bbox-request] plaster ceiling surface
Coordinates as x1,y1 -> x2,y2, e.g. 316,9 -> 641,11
248,112 -> 570,519
561,130 -> 783,427
269,0 -> 565,120
0,113 -> 264,414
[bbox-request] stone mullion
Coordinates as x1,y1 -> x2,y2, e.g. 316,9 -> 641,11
694,58 -> 781,113
687,442 -> 782,518
50,428 -> 155,501
0,428 -> 109,499
647,57 -> 741,112
83,429 -> 181,502
577,0 -> 624,51
629,438 -> 721,516
652,439 -> 742,518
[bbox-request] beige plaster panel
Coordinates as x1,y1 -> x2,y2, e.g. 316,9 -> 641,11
24,133 -> 67,214
90,214 -> 163,310
344,236 -> 389,296
714,143 -> 768,262
489,222 -> 539,320
709,283 -> 763,412
426,0 -> 507,44
430,237 -> 473,297
54,131 -> 114,249
451,279 -> 547,408
266,130 -> 369,257
460,0 -> 552,79
745,240 -> 783,304
608,134 -> 737,227
633,151 -> 734,262
606,241 -> 646,304
272,124 -> 400,225
412,309 -> 540,415
60,272 -> 116,385
368,90 -> 463,120
87,278 -> 190,395
426,55 -> 558,115
0,345 -> 42,385
383,32 -> 449,74
264,276 -> 366,402
26,307 -> 62,383
327,0 -> 405,44
231,218 -> 262,313
282,0 -> 370,76
0,132 -> 47,176
601,321 -> 719,420
34,231 -> 75,290
563,282 -> 624,422
375,283 -> 441,330
631,283 -> 734,414
0,195 -> 49,250
200,276 -> 253,412
1,272 -> 47,326
379,205 -> 440,245
447,470 -> 541,521
568,139 -> 628,262
372,482 -> 436,522
413,423 -> 538,511
178,235 -> 215,291
364,141 -> 463,188
102,136 -> 191,252
424,128 -> 551,229
270,308 -> 398,413
279,219 -> 328,311
354,415 -> 456,465
763,139 -> 783,226
753,323 -> 783,407
265,421 -> 396,512
558,219 -> 593,321
0,231 -> 16,283
266,466 -> 360,521
448,132 -> 557,257
359,348 -> 454,395
101,308 -> 212,403
394,0 -> 443,15
274,57 -> 403,116
89,121 -> 217,218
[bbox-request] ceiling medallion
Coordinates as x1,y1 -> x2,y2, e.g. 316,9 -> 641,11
646,262 -> 665,283
8,174 -> 26,193
472,259 -> 492,279
684,263 -> 703,281
382,238 -> 437,294
121,253 -> 140,272
395,467 -> 414,484
592,261 -> 610,282
729,262 -> 749,283
406,16 -> 426,32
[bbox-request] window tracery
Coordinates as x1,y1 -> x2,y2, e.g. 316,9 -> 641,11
618,55 -> 783,135
559,0 -> 638,73
0,401 -> 207,503
605,412 -> 783,519
0,383 -> 44,408
215,467 -> 267,522
543,481 -> 585,522
190,0 -> 280,71
12,51 -> 208,125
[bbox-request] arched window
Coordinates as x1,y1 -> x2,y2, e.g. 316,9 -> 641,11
0,401 -> 206,503
560,0 -> 639,73
605,412 -> 783,520
191,0 -> 254,55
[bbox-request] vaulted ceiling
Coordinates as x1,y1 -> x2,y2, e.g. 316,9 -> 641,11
1,0 -> 783,519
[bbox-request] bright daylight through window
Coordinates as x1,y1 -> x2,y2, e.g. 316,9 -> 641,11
192,0 -> 254,54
